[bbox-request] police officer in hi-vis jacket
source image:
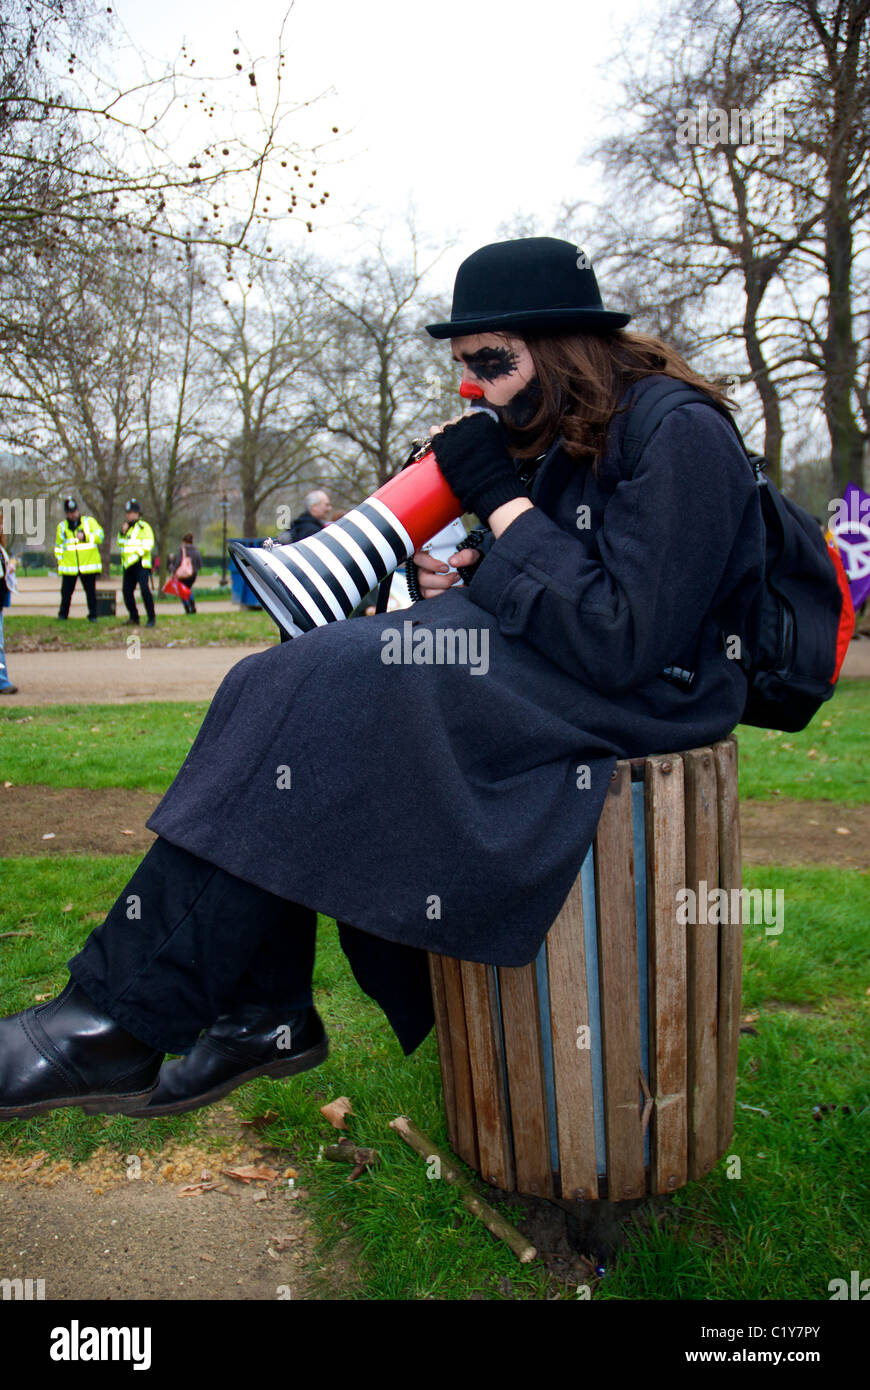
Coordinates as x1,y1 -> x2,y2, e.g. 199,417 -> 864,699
118,499 -> 155,626
54,498 -> 104,622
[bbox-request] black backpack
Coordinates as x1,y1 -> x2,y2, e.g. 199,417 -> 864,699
621,378 -> 855,732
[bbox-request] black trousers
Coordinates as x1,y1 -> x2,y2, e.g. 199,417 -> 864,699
181,574 -> 197,613
67,838 -> 435,1057
122,562 -> 155,622
59,572 -> 98,619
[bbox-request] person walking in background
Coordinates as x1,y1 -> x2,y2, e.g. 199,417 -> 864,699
118,499 -> 155,627
0,519 -> 18,695
169,533 -> 203,614
54,498 -> 104,622
276,490 -> 332,544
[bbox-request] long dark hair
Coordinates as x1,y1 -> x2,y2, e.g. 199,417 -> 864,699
509,329 -> 733,463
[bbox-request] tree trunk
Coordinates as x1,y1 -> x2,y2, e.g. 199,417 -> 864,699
818,0 -> 868,495
743,278 -> 784,485
824,166 -> 865,494
98,488 -> 116,575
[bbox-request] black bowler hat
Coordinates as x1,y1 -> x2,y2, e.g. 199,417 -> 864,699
426,237 -> 631,339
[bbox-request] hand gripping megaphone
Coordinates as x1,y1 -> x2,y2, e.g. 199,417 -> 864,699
228,385 -> 496,639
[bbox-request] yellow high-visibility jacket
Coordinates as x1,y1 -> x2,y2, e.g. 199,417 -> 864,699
54,516 -> 104,575
118,520 -> 155,570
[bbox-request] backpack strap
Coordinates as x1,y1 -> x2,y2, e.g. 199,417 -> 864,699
621,378 -> 739,471
619,378 -> 750,691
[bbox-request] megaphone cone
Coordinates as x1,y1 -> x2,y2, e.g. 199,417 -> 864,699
229,450 -> 467,639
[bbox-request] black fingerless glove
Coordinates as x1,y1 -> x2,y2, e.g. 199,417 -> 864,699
429,411 -> 528,523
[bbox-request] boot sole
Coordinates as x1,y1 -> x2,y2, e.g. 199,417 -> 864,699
0,1083 -> 159,1122
119,1035 -> 330,1117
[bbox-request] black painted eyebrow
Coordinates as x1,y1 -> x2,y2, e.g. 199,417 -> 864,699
452,347 -> 511,363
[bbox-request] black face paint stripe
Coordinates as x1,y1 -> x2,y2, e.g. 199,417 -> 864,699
460,346 -> 518,382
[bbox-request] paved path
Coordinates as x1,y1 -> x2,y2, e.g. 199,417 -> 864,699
2,622 -> 869,708
1,646 -> 270,704
9,573 -> 243,617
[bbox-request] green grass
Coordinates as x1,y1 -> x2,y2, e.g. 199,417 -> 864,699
2,680 -> 869,802
4,612 -> 277,651
0,855 -> 206,1157
0,702 -> 210,790
1,853 -> 866,1300
735,679 -> 870,803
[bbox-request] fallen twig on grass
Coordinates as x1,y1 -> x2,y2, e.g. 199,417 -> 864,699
389,1115 -> 537,1264
324,1140 -> 380,1181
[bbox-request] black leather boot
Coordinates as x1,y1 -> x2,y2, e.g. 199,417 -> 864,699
0,980 -> 163,1120
120,1003 -> 329,1117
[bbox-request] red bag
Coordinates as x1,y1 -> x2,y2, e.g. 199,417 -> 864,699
163,575 -> 191,601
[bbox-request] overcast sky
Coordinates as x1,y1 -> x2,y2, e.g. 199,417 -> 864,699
111,0 -> 653,299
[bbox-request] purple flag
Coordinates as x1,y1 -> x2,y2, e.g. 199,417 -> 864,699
830,483 -> 870,609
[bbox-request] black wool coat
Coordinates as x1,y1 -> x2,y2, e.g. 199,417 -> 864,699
277,511 -> 324,545
147,376 -> 765,1046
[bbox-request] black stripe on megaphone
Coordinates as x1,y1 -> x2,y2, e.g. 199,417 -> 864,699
314,529 -> 376,601
231,549 -> 316,635
283,539 -> 362,618
269,548 -> 346,624
356,500 -> 409,566
325,516 -> 392,581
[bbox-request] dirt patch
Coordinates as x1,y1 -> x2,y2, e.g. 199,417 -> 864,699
0,645 -> 270,705
0,786 -> 159,857
0,1174 -> 322,1301
2,786 -> 868,868
739,799 -> 870,867
0,1107 -> 362,1301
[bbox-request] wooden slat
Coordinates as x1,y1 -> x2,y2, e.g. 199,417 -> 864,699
645,754 -> 688,1195
714,737 -> 743,1154
594,762 -> 646,1200
460,960 -> 515,1192
427,954 -> 458,1151
497,961 -> 553,1197
438,955 -> 479,1171
545,874 -> 599,1200
683,748 -> 720,1180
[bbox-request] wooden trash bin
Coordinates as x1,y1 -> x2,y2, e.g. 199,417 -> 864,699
427,738 -> 743,1202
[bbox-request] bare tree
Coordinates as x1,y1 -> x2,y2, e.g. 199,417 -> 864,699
774,0 -> 870,490
0,228 -> 164,566
204,255 -> 327,536
0,1 -> 334,298
581,0 -> 869,491
130,244 -> 220,570
300,231 -> 456,500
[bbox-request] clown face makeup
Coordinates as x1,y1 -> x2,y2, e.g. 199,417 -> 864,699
451,333 -> 536,408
